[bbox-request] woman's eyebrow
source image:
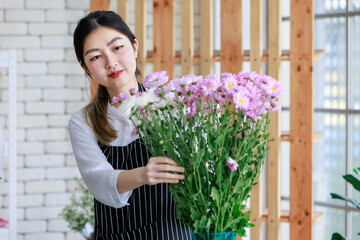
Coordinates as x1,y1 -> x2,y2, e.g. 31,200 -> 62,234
107,37 -> 122,46
85,37 -> 123,56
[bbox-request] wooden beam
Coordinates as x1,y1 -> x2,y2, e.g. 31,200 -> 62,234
117,0 -> 129,23
200,0 -> 213,76
145,49 -> 324,63
90,0 -> 110,11
181,0 -> 194,75
153,0 -> 175,79
267,0 -> 282,239
90,0 -> 111,97
221,0 -> 242,73
135,0 -> 147,80
250,0 -> 263,239
290,0 -> 314,239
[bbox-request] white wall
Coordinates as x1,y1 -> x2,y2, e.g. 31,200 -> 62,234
0,0 -> 200,239
0,0 -> 94,239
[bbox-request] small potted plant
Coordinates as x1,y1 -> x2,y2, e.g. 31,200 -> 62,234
60,178 -> 94,240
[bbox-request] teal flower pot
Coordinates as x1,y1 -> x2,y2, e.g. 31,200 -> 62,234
192,231 -> 236,240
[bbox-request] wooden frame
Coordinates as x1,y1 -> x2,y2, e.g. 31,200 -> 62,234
200,0 -> 213,76
250,0 -> 263,239
87,1 -> 318,239
220,0 -> 242,73
267,0 -> 282,239
290,0 -> 314,239
135,0 -> 147,80
153,0 -> 175,79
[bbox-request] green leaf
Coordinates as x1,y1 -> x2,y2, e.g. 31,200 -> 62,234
331,233 -> 347,240
343,174 -> 360,192
198,215 -> 209,232
211,187 -> 220,205
233,179 -> 243,194
190,206 -> 202,220
236,229 -> 246,237
330,193 -> 360,209
354,167 -> 360,176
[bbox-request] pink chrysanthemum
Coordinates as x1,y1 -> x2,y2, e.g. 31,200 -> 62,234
233,89 -> 249,110
131,127 -> 137,137
226,157 -> 238,171
111,92 -> 129,104
143,71 -> 169,89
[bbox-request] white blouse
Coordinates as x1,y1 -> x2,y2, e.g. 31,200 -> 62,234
68,103 -> 139,208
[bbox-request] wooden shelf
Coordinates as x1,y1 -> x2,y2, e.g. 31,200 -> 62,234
281,131 -> 324,142
261,209 -> 324,224
146,49 -> 324,63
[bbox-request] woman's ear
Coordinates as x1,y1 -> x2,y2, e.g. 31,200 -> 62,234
133,39 -> 139,58
80,61 -> 92,76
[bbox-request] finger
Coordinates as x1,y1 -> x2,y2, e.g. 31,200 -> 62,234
147,177 -> 181,185
153,164 -> 184,173
154,178 -> 182,184
150,156 -> 180,167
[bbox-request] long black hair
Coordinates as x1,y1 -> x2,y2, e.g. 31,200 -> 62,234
73,10 -> 140,144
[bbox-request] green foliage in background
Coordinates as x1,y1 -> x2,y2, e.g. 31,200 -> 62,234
60,178 -> 95,233
330,167 -> 360,240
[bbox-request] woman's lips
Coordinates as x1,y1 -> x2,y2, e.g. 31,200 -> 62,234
108,70 -> 123,78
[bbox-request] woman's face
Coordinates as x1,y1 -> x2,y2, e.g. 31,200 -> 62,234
83,26 -> 138,98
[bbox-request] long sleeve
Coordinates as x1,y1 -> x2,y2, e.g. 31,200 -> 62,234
68,110 -> 132,208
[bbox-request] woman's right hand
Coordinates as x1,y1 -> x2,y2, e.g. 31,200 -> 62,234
141,156 -> 185,185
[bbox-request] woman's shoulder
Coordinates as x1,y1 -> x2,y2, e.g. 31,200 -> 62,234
68,108 -> 89,132
69,108 -> 85,124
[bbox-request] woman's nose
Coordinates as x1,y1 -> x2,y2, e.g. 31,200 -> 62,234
105,55 -> 117,69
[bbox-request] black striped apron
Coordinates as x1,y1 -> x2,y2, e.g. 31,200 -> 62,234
93,138 -> 193,240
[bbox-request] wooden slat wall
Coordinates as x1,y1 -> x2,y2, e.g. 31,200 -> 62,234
220,0 -> 242,73
90,0 -> 111,97
90,0 -> 110,11
289,0 -> 314,239
181,0 -> 194,75
135,0 -> 147,80
117,0 -> 129,23
200,0 -> 213,76
153,0 -> 175,79
267,0 -> 282,239
250,0 -> 263,239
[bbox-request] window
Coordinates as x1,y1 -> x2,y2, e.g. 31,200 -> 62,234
281,1 -> 360,239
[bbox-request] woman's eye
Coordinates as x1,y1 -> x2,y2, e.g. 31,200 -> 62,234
114,45 -> 123,51
90,55 -> 100,61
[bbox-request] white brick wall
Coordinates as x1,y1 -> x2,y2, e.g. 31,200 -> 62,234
26,0 -> 66,9
0,0 -> 25,9
0,23 -> 27,35
41,36 -> 73,48
29,23 -> 68,35
0,10 -> 4,21
5,10 -> 45,22
0,1 -> 193,239
25,154 -> 65,167
25,180 -> 66,194
0,36 -> 41,48
66,0 -> 89,9
26,75 -> 65,88
17,220 -> 47,233
24,49 -> 65,62
24,233 -> 65,240
45,10 -> 85,22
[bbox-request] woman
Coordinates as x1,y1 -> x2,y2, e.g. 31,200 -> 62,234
68,10 -> 192,240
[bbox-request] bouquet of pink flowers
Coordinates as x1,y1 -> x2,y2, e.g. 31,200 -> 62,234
114,71 -> 282,237
0,217 -> 8,228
